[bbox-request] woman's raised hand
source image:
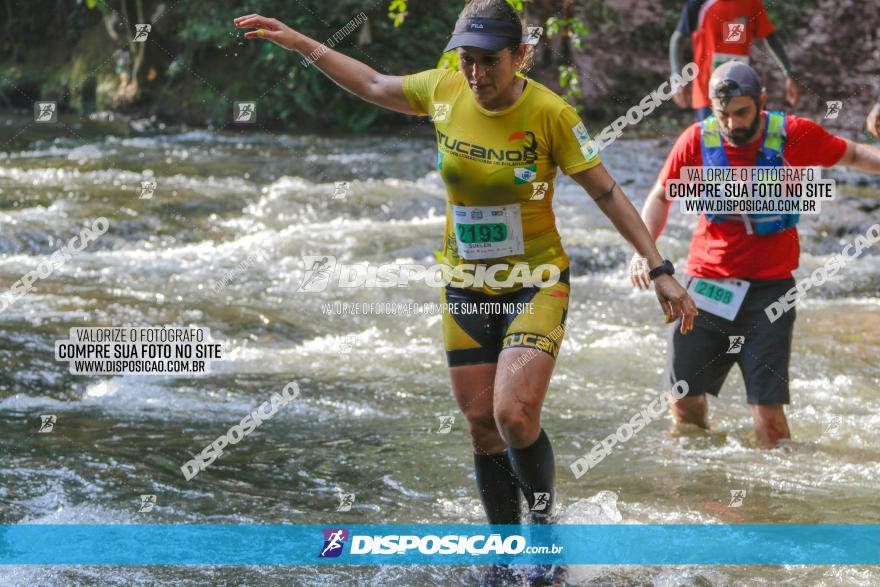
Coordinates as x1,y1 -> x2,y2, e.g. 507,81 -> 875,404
234,14 -> 299,51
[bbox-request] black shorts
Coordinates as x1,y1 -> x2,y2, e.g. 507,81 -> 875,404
664,274 -> 796,405
441,269 -> 570,367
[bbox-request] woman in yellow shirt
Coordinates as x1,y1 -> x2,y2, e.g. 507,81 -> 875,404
236,1 -> 696,584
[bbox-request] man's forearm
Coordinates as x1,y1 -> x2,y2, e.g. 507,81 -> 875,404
763,32 -> 795,76
843,141 -> 880,173
641,183 -> 672,241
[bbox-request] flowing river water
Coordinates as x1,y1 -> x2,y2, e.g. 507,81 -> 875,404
0,113 -> 878,586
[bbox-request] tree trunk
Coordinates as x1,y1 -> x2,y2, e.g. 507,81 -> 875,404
5,0 -> 18,62
114,0 -> 145,106
130,0 -> 145,91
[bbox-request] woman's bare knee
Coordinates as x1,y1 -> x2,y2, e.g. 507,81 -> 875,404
448,363 -> 502,451
467,413 -> 506,454
493,349 -> 553,448
494,401 -> 540,448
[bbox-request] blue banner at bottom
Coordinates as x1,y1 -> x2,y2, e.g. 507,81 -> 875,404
1,524 -> 877,565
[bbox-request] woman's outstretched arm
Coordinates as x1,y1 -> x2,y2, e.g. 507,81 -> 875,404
570,163 -> 698,334
234,13 -> 417,115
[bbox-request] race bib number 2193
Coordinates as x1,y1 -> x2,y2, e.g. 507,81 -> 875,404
451,204 -> 525,260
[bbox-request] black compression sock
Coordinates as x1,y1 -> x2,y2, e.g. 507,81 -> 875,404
508,428 -> 556,515
473,451 -> 522,524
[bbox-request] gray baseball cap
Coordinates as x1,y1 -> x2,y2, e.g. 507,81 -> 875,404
709,62 -> 764,99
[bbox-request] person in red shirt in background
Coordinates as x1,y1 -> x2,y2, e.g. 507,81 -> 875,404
631,62 -> 880,448
670,0 -> 800,120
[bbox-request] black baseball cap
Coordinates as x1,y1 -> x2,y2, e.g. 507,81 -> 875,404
443,17 -> 522,53
709,62 -> 764,99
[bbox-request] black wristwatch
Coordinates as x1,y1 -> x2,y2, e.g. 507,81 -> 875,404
648,259 -> 675,280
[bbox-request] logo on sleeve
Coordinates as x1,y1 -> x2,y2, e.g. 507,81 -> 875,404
572,121 -> 599,161
580,141 -> 598,161
572,122 -> 590,145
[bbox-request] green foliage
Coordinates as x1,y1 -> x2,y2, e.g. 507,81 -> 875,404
86,0 -> 108,12
437,50 -> 459,71
558,64 -> 583,113
134,0 -> 460,130
389,0 -> 408,27
546,17 -> 589,50
1,0 -> 593,130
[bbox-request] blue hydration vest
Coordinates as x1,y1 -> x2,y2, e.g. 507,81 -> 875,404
700,111 -> 798,236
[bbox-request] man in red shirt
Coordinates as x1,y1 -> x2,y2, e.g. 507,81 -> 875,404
632,62 -> 880,447
670,0 -> 800,120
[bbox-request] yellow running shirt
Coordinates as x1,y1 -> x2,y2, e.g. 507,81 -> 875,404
402,68 -> 602,294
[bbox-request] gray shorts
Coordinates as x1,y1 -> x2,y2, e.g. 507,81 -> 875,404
664,275 -> 797,405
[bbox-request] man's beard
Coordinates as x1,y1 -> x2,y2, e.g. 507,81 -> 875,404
724,112 -> 762,146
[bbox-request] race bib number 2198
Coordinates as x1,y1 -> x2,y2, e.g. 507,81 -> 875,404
687,277 -> 750,321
